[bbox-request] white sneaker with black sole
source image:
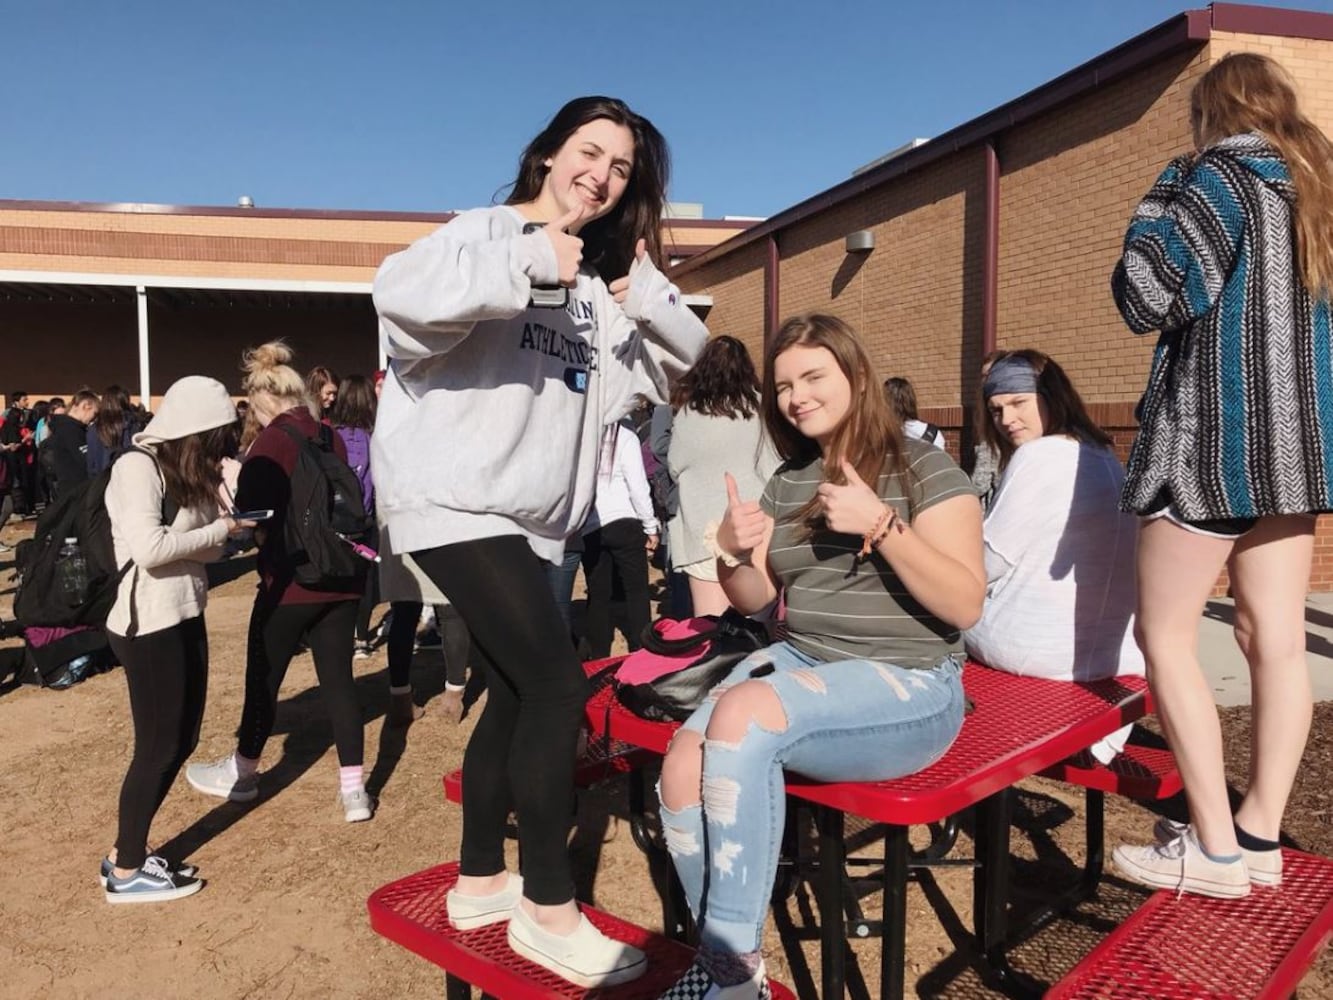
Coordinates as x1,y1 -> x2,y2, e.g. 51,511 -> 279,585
105,856 -> 203,904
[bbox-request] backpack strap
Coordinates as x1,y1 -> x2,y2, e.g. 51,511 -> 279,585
921,423 -> 940,444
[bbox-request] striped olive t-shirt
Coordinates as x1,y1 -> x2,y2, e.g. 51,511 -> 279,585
760,439 -> 976,668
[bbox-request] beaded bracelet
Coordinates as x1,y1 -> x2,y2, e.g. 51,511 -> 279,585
858,505 -> 897,558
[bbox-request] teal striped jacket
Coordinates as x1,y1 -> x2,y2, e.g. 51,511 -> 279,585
1112,131 -> 1333,520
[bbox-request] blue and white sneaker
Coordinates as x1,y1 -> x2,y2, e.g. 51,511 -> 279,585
99,854 -> 198,889
104,856 -> 203,904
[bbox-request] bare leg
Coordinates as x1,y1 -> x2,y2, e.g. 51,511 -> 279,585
1227,515 -> 1315,843
1134,517 -> 1238,857
688,578 -> 732,617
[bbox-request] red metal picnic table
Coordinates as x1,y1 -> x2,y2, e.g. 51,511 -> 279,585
582,657 -> 1153,1000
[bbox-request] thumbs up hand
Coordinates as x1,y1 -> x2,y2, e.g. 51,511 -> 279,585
546,204 -> 590,287
716,471 -> 773,563
608,238 -> 649,305
816,461 -> 889,536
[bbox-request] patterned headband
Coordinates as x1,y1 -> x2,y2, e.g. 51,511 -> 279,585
983,356 -> 1039,398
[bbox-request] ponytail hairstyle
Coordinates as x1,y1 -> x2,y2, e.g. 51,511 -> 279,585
761,313 -> 910,536
1192,52 -> 1333,298
241,341 -> 316,418
504,96 -> 670,283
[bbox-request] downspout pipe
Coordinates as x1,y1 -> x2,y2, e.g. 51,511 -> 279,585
981,140 -> 1000,356
764,233 -> 780,347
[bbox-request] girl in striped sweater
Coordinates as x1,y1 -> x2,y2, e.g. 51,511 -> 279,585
1111,52 -> 1333,898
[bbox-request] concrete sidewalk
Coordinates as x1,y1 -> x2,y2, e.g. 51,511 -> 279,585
1197,593 -> 1333,707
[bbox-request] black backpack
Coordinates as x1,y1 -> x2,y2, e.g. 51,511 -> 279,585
13,449 -> 174,631
278,423 -> 371,590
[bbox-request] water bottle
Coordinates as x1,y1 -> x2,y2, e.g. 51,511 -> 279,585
57,537 -> 88,605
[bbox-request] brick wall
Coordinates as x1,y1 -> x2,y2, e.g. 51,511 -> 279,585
678,240 -> 768,360
673,28 -> 1333,589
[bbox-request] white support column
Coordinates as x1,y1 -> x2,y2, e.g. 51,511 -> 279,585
136,286 -> 151,406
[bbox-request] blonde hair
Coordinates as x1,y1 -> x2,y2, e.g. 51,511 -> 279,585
241,340 -> 315,413
1193,53 -> 1333,297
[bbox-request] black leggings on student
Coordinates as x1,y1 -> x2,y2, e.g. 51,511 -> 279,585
236,597 -> 362,767
109,616 -> 209,872
581,517 -> 651,659
411,536 -> 588,905
386,601 -> 468,689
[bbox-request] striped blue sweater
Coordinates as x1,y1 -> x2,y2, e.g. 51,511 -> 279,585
1113,132 -> 1333,520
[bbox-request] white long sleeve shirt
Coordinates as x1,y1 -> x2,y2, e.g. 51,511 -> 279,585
584,423 -> 657,536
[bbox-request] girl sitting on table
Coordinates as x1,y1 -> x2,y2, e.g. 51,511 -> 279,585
963,350 -> 1144,762
656,313 -> 983,999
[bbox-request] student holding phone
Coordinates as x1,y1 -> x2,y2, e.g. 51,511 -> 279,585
372,96 -> 706,987
100,376 -> 249,903
186,342 -> 374,824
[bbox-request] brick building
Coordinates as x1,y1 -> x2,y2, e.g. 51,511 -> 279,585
670,2 -> 1333,590
0,205 -> 744,403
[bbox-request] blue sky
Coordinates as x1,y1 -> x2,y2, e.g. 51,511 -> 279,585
5,0 -> 1329,218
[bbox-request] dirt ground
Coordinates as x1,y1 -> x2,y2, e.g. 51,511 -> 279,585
0,520 -> 1328,999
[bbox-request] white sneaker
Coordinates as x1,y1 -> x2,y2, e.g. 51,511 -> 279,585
341,787 -> 374,823
446,873 -> 524,930
506,904 -> 646,988
1114,825 -> 1250,898
185,754 -> 259,803
1154,817 -> 1282,886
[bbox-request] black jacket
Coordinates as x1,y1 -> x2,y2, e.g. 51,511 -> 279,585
40,414 -> 91,498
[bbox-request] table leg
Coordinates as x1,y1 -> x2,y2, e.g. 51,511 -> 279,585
973,789 -> 1043,999
445,973 -> 470,999
879,824 -> 909,1000
817,805 -> 847,998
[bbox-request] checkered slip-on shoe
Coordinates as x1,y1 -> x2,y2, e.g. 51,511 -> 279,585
659,959 -> 771,999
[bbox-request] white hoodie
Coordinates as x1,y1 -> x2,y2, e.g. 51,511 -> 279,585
372,206 -> 706,563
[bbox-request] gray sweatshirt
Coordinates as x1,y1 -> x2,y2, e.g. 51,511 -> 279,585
372,206 -> 707,563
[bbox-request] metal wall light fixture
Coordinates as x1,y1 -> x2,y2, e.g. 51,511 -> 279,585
845,230 -> 875,253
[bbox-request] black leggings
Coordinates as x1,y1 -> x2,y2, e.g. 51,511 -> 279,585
581,517 -> 651,659
386,601 -> 469,689
237,598 -> 363,767
412,536 -> 589,905
109,617 -> 209,871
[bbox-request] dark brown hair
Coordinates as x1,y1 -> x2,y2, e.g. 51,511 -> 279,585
980,349 -> 1113,469
331,374 -> 377,431
92,385 -> 134,449
669,336 -> 760,419
762,313 -> 910,534
156,424 -> 237,513
504,96 -> 670,283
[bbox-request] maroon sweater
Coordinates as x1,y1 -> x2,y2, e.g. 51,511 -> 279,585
236,408 -> 362,605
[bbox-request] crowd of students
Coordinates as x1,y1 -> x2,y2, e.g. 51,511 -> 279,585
0,52 -> 1326,997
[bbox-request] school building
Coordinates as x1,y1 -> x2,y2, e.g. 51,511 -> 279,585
0,205 -> 744,403
5,3 -> 1333,585
670,2 -> 1333,590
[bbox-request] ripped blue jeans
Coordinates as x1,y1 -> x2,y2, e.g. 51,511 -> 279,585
658,642 -> 965,956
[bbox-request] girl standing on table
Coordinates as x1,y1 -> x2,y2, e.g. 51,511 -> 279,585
101,376 -> 248,903
372,96 -> 706,988
1111,53 -> 1333,898
656,313 -> 982,998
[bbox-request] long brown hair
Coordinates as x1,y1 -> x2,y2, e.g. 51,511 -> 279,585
155,424 -> 236,513
504,96 -> 669,283
762,314 -> 909,532
980,349 -> 1113,469
669,335 -> 760,418
1192,52 -> 1333,297
331,374 -> 377,431
93,384 -> 134,449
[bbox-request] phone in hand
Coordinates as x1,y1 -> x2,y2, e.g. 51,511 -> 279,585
232,509 -> 275,522
522,222 -> 570,309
